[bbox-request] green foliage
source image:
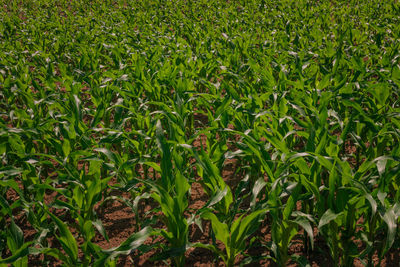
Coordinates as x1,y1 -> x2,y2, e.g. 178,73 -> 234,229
1,0 -> 400,266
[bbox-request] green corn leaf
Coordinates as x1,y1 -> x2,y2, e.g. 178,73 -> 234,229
318,209 -> 342,229
94,148 -> 119,164
230,209 -> 267,250
392,66 -> 400,87
155,120 -> 173,191
8,135 -> 25,156
62,139 -> 71,158
250,178 -> 267,208
28,247 -> 69,264
207,186 -> 229,208
95,226 -> 154,266
0,242 -> 33,265
283,182 -> 301,220
0,195 -> 12,216
46,211 -> 79,262
7,220 -> 24,252
328,161 -> 337,210
192,243 -> 226,262
142,161 -> 161,173
382,207 -> 397,252
201,211 -> 229,248
93,220 -> 109,242
292,215 -> 314,250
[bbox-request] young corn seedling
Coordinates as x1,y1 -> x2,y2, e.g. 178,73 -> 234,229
191,147 -> 233,219
268,179 -> 315,266
197,209 -> 267,267
139,120 -> 191,266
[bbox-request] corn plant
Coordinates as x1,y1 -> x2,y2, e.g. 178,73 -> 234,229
197,209 -> 267,267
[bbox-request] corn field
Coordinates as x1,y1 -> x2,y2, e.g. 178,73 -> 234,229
1,0 -> 400,266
